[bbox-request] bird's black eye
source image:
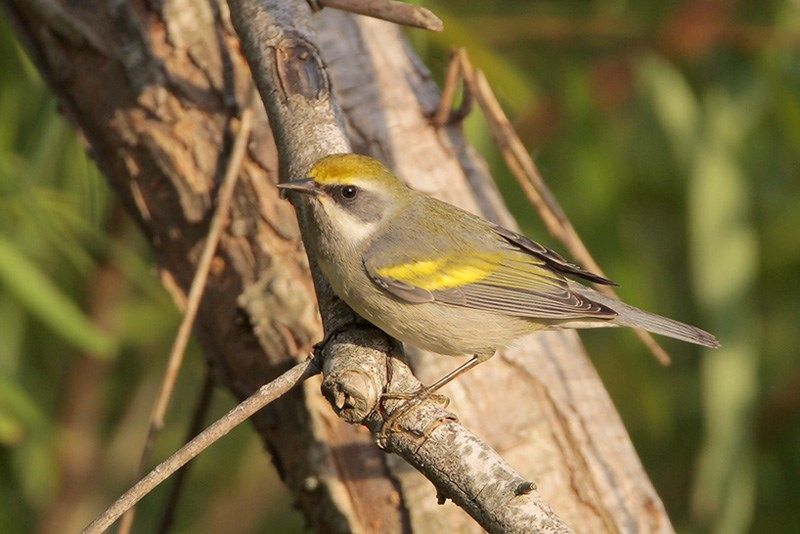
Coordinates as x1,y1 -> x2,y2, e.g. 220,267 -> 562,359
340,185 -> 358,199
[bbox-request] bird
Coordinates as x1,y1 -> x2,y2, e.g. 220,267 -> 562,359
278,153 -> 719,398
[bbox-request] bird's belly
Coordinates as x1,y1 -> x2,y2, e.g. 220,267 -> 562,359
345,288 -> 533,356
377,301 -> 533,356
317,254 -> 536,356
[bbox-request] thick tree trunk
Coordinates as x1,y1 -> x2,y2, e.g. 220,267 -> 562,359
3,0 -> 673,531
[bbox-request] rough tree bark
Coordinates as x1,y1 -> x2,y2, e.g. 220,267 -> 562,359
3,0 -> 673,531
226,1 -> 569,532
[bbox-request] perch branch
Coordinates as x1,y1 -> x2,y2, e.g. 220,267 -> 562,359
225,0 -> 572,531
82,355 -> 321,534
435,48 -> 671,365
309,0 -> 443,32
319,331 -> 572,534
118,108 -> 254,534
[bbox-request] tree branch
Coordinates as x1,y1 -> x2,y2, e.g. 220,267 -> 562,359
320,331 -> 572,533
226,0 -> 572,531
310,0 -> 443,32
119,105 -> 254,534
82,356 -> 321,534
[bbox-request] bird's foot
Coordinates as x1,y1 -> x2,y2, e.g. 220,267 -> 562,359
376,386 -> 450,444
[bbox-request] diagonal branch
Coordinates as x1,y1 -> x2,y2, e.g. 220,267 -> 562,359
117,106 -> 254,534
319,332 -> 572,534
225,0 -> 571,531
82,356 -> 321,534
156,369 -> 216,534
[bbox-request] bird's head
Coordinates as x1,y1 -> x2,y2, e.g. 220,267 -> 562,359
278,153 -> 410,245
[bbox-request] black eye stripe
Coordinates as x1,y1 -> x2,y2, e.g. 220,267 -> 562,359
322,185 -> 384,223
322,184 -> 357,200
323,184 -> 359,201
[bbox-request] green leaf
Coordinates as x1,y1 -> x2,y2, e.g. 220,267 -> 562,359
0,411 -> 23,445
0,235 -> 114,357
0,374 -> 48,439
637,54 -> 700,162
689,88 -> 759,534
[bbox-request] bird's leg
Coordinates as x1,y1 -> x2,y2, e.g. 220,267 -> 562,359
378,354 -> 484,439
429,48 -> 473,128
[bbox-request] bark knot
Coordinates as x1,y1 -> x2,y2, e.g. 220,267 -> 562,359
275,36 -> 329,101
322,368 -> 379,423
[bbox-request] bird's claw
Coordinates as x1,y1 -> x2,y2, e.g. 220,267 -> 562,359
375,387 -> 450,446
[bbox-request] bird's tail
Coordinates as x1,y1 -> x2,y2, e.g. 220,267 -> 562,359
570,284 -> 720,348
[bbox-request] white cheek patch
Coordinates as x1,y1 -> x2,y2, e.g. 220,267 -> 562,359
320,199 -> 378,243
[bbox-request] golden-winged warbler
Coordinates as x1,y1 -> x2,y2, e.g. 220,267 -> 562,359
278,154 -> 718,392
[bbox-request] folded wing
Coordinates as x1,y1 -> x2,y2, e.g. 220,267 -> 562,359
364,225 -> 616,321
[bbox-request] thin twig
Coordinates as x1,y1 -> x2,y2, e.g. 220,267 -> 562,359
431,48 -> 472,127
443,48 -> 671,365
83,356 -> 321,534
156,369 -> 215,534
312,0 -> 443,32
118,108 -> 255,534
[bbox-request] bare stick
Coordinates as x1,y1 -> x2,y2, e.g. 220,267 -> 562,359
83,356 -> 320,534
156,369 -> 215,534
445,49 -> 671,365
431,48 -> 472,127
118,108 -> 255,534
312,0 -> 443,32
320,332 -> 573,534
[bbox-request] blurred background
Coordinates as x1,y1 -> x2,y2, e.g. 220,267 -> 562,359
0,1 -> 798,532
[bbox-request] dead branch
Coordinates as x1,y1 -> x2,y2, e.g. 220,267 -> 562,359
157,369 -> 216,534
319,332 -> 572,534
118,106 -> 254,534
82,356 -> 321,534
310,0 -> 442,31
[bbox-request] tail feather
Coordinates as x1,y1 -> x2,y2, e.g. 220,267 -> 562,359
570,284 -> 720,348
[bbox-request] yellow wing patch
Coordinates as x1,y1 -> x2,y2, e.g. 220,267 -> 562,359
375,253 -> 503,291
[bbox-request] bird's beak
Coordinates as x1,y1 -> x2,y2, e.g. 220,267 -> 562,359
277,179 -> 320,198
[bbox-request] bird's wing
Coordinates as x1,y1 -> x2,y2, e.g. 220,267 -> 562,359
363,219 -> 616,320
490,224 -> 617,286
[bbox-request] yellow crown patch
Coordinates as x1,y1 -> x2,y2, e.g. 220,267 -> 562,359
308,154 -> 397,186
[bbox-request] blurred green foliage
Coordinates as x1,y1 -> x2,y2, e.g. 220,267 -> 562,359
1,1 -> 799,533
